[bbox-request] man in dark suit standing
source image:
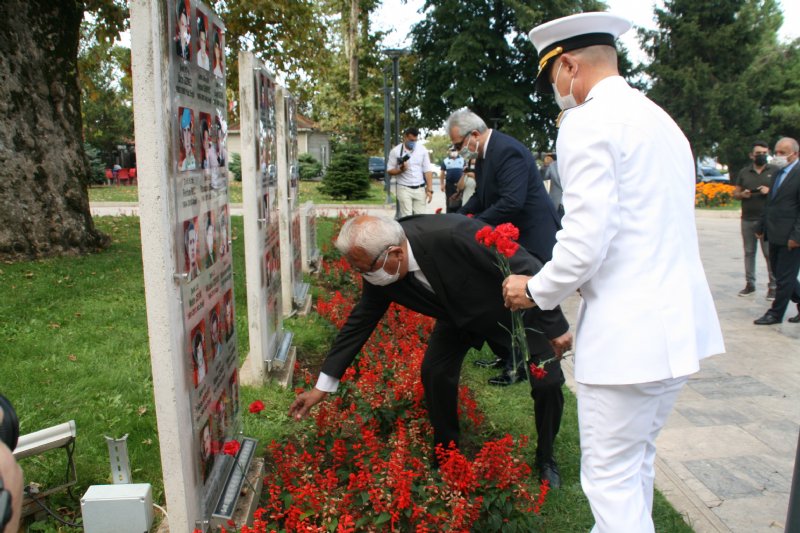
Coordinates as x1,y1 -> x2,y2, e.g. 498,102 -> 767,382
446,108 -> 561,385
755,137 -> 800,325
289,215 -> 572,487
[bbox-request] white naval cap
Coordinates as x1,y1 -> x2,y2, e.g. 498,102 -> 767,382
528,12 -> 631,93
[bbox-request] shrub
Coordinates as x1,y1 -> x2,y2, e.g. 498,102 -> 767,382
695,182 -> 735,207
319,143 -> 370,200
229,152 -> 242,182
298,152 -> 323,180
84,143 -> 107,185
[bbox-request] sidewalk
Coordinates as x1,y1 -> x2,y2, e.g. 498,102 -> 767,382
89,181 -> 450,218
560,212 -> 798,533
90,200 -> 797,532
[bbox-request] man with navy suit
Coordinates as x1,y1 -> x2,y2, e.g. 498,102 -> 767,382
446,108 -> 561,386
754,137 -> 800,325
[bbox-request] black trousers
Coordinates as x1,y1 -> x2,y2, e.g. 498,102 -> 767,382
421,319 -> 564,462
768,243 -> 800,319
445,181 -> 461,213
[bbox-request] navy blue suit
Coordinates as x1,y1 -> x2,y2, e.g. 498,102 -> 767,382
459,130 -> 559,262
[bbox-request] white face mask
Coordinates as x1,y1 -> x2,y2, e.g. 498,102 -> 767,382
460,135 -> 480,161
772,155 -> 790,168
362,250 -> 400,286
551,61 -> 578,111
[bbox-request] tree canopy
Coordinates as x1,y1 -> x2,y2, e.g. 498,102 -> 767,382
640,0 -> 799,170
406,0 -> 607,151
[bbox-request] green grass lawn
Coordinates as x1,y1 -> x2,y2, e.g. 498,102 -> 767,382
88,180 -> 392,206
0,216 -> 693,532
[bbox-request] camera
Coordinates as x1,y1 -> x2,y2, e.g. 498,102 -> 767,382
397,154 -> 410,165
0,395 -> 18,452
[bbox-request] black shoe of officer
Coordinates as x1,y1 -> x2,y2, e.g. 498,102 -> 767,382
536,458 -> 562,489
474,357 -> 504,369
488,368 -> 526,386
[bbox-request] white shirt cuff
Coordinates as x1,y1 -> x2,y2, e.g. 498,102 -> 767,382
314,372 -> 340,393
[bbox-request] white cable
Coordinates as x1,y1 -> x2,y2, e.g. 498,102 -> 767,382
153,503 -> 169,519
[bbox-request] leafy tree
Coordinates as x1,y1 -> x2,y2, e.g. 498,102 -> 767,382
320,143 -> 370,200
640,0 -> 787,170
79,18 -> 133,156
0,0 -> 126,258
407,0 -> 607,150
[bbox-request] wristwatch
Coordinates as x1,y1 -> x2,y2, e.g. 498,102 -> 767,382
525,284 -> 535,302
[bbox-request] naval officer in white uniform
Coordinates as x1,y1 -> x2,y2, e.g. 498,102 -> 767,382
503,12 -> 725,533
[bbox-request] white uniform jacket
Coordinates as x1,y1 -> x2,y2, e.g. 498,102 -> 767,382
528,76 -> 725,385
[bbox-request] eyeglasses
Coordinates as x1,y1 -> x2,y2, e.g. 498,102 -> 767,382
454,132 -> 478,151
353,245 -> 393,274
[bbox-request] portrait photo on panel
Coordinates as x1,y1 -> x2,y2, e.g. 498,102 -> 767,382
208,302 -> 223,362
183,217 -> 200,280
195,9 -> 210,70
227,369 -> 238,421
198,417 -> 214,483
198,111 -> 214,172
223,288 -> 234,342
202,209 -> 216,269
190,319 -> 207,388
178,107 -> 197,171
212,25 -> 224,78
174,0 -> 191,61
218,204 -> 229,259
214,390 -> 227,448
214,112 -> 227,168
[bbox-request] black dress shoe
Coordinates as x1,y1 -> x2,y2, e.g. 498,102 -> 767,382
488,369 -> 526,386
474,358 -> 504,369
754,313 -> 781,325
537,458 -> 561,489
788,314 -> 800,323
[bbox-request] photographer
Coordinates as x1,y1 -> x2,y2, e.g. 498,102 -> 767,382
387,127 -> 433,217
0,396 -> 22,533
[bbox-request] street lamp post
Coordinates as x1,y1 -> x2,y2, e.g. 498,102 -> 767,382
382,68 -> 392,203
383,48 -> 409,218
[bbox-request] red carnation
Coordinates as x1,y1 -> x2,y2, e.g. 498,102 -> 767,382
248,400 -> 265,414
435,207 -> 443,214
530,364 -> 547,380
222,440 -> 241,456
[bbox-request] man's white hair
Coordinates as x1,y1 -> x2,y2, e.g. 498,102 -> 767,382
445,108 -> 488,137
335,216 -> 405,258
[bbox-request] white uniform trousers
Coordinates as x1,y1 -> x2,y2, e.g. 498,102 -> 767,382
577,376 -> 688,533
396,185 -> 427,218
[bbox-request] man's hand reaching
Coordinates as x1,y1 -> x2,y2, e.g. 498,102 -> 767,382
288,388 -> 328,420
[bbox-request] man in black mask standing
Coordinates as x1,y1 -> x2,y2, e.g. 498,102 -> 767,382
733,141 -> 779,299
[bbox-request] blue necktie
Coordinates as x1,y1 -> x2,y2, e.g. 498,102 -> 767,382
772,169 -> 787,198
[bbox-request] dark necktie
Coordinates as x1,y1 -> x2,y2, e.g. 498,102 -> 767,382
772,169 -> 788,198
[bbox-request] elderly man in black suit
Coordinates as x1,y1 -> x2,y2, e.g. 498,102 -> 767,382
755,137 -> 800,325
289,214 -> 572,487
446,108 -> 561,386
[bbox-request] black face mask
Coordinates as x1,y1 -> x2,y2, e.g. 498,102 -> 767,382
754,154 -> 768,166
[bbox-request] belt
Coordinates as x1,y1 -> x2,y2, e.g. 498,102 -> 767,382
402,183 -> 427,189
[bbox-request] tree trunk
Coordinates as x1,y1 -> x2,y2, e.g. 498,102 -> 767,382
347,0 -> 359,102
0,0 -> 108,260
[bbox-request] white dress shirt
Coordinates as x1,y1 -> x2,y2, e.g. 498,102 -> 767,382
387,143 -> 431,187
527,76 -> 725,385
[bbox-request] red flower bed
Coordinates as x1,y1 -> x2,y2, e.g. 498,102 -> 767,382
220,215 -> 549,532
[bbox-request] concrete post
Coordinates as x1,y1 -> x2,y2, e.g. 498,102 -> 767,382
130,1 -> 198,529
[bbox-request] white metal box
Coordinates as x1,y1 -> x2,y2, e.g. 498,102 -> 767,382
81,483 -> 154,533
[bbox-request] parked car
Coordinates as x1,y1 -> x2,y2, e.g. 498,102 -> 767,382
696,166 -> 730,184
368,156 -> 386,180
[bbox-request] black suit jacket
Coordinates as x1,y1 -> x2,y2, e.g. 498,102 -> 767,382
320,215 -> 569,379
458,130 -> 559,262
763,162 -> 800,246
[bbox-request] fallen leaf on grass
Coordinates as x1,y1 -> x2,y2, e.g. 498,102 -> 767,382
68,354 -> 77,362
138,406 -> 148,416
